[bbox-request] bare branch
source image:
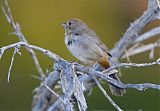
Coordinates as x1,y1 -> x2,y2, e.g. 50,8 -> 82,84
43,82 -> 65,104
104,58 -> 160,73
133,27 -> 160,44
74,64 -> 160,90
72,64 -> 87,111
0,48 -> 5,59
7,47 -> 17,82
90,75 -> 123,111
0,42 -> 62,62
110,0 -> 160,63
32,64 -> 60,111
122,39 -> 160,58
2,0 -> 44,78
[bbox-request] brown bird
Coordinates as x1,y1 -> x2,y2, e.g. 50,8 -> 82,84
61,18 -> 126,96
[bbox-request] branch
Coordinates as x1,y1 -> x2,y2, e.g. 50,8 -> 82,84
7,47 -> 20,82
122,39 -> 160,58
2,0 -> 44,78
0,42 -> 62,62
32,64 -> 61,111
90,75 -> 123,111
110,0 -> 160,63
133,26 -> 160,44
74,63 -> 160,90
103,59 -> 160,73
43,82 -> 65,104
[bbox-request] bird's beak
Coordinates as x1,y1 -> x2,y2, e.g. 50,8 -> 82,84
60,22 -> 67,28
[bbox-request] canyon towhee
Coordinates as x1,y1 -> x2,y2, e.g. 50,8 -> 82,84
61,18 -> 126,96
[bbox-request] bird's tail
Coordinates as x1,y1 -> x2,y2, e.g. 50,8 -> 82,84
100,60 -> 126,96
108,74 -> 126,96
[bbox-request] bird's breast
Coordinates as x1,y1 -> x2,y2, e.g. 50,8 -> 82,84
65,34 -> 91,64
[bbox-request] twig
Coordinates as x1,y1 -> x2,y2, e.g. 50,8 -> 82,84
103,59 -> 160,73
90,75 -> 123,111
133,26 -> 160,44
7,47 -> 17,82
122,39 -> 160,58
43,82 -> 65,104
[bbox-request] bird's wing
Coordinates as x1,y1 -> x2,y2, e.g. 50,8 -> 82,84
87,28 -> 112,57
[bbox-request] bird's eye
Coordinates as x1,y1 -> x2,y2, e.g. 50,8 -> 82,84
68,22 -> 71,25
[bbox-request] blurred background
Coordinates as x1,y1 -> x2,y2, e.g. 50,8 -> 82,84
0,0 -> 159,110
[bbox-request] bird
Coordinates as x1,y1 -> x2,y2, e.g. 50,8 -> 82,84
61,18 -> 126,96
